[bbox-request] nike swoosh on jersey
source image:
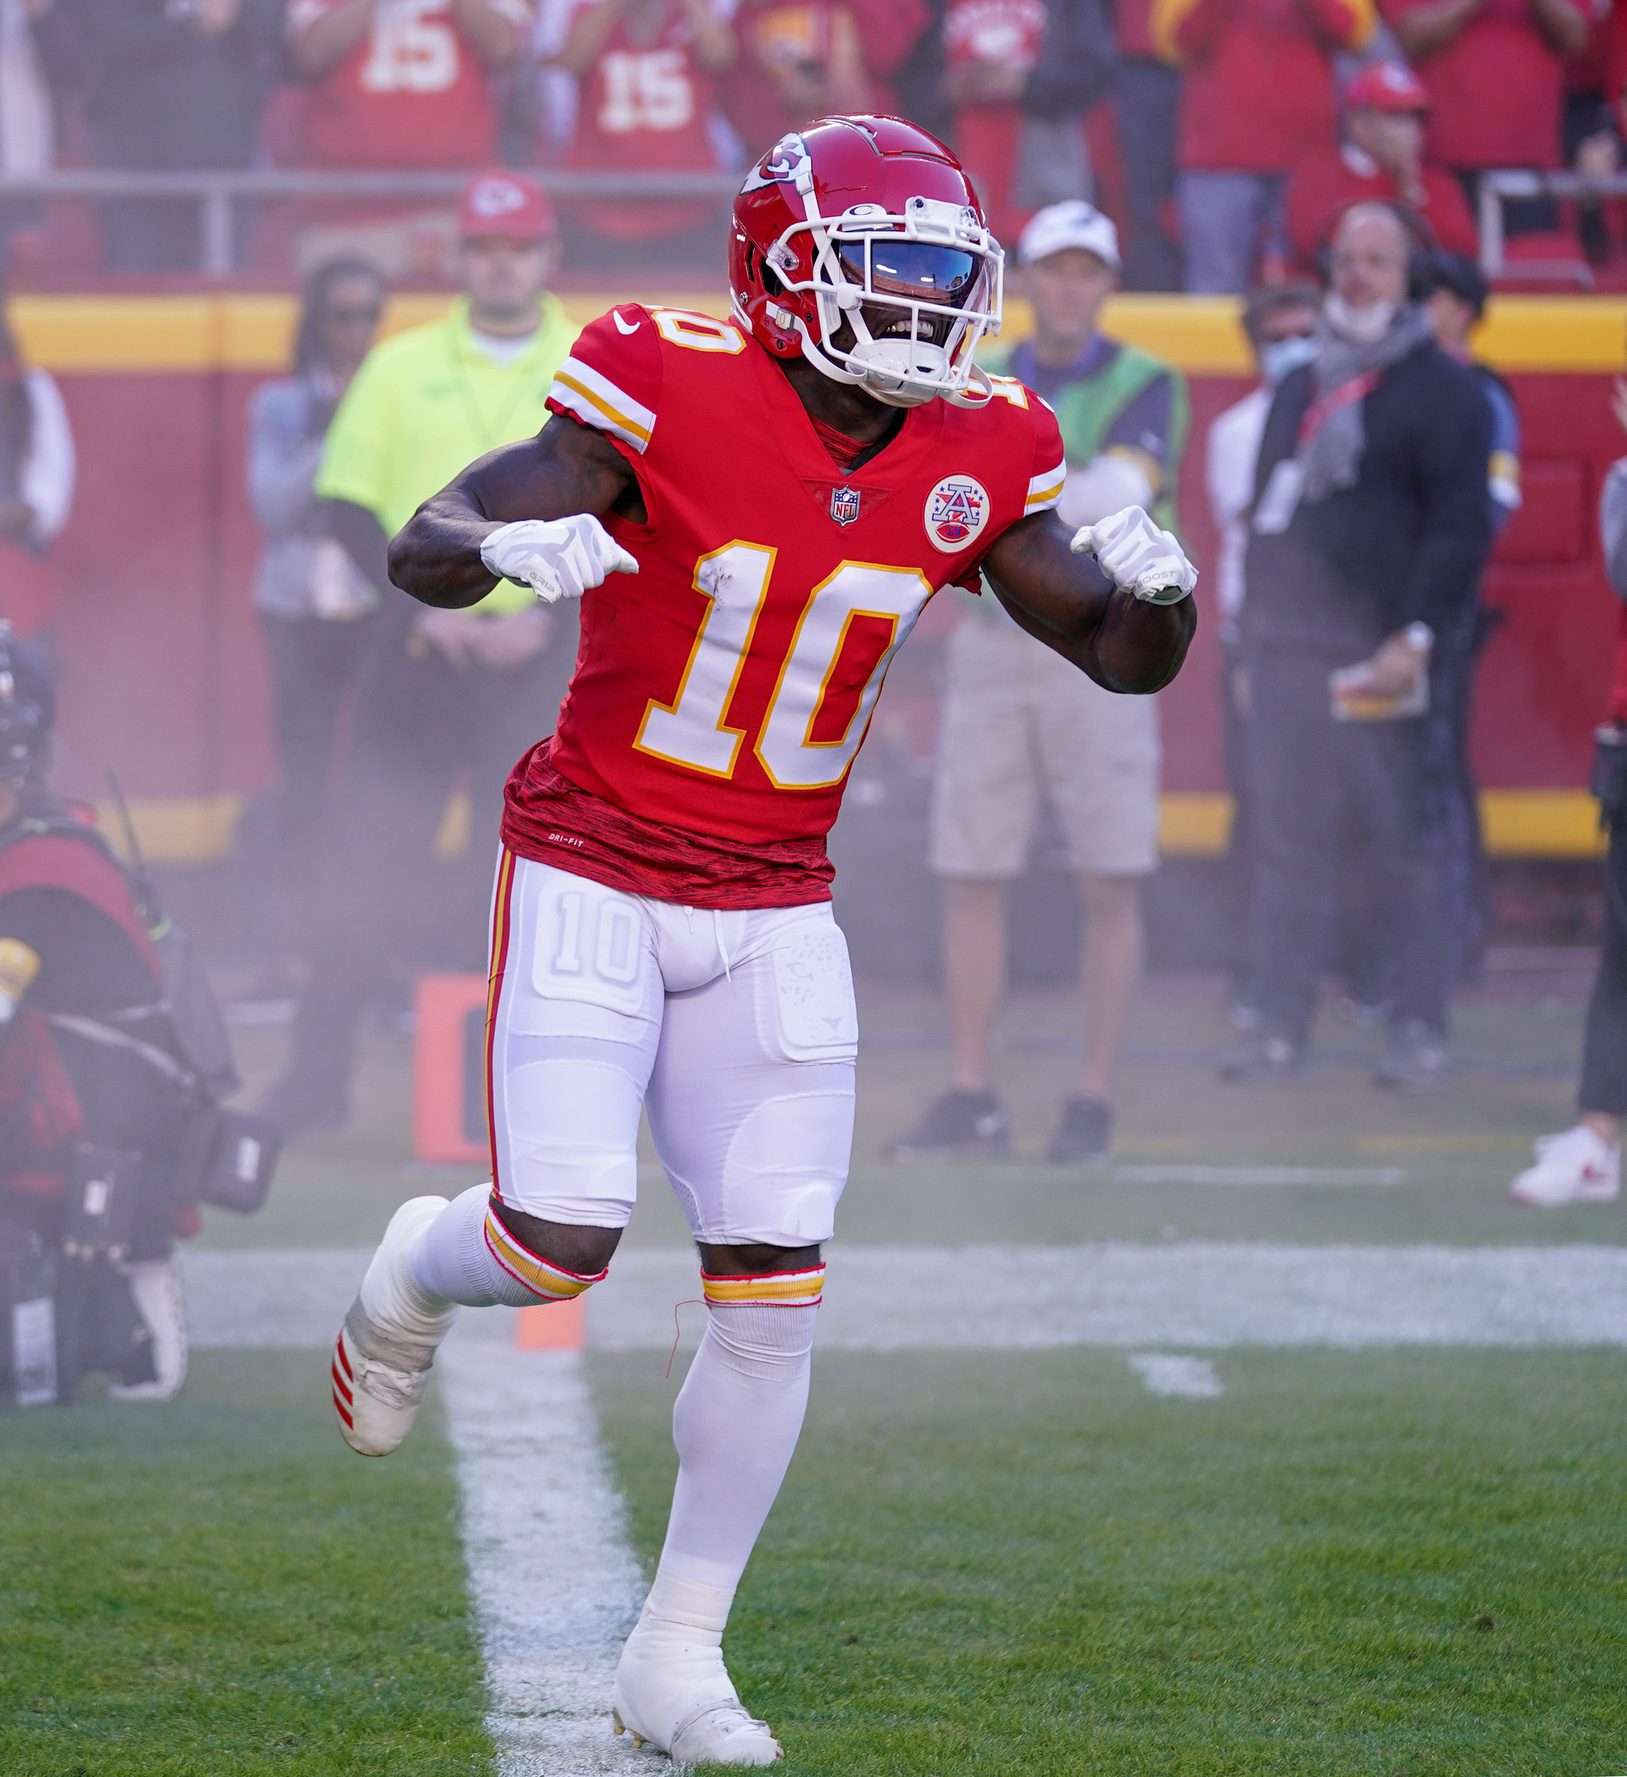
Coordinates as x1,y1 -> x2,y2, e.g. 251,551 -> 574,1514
612,310 -> 641,335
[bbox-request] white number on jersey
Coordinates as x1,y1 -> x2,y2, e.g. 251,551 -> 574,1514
635,543 -> 933,792
597,49 -> 696,133
360,0 -> 459,93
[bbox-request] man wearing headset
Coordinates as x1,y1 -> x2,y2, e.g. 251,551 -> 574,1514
1222,200 -> 1492,1087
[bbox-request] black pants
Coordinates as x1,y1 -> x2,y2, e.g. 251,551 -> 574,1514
254,613 -> 379,955
277,613 -> 573,1102
1245,647 -> 1457,1048
1580,815 -> 1627,1116
1115,57 -> 1184,293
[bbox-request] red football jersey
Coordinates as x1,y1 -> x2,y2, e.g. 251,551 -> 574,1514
501,304 -> 1066,905
287,0 -> 533,170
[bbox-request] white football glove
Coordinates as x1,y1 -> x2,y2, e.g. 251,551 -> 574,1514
479,513 -> 639,606
1070,506 -> 1197,605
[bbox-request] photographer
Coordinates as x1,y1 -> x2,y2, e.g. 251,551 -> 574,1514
0,634 -> 272,1405
1508,384 -> 1627,1207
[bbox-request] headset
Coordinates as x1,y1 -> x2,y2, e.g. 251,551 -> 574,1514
1315,199 -> 1440,303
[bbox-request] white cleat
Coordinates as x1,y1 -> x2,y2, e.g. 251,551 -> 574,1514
612,1593 -> 783,1767
1510,1125 -> 1622,1208
332,1195 -> 456,1456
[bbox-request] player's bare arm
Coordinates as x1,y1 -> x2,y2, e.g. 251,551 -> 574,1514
983,508 -> 1197,694
388,415 -> 642,608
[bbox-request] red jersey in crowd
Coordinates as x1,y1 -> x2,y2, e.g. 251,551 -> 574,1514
1153,0 -> 1375,173
286,0 -> 534,169
1379,0 -> 1588,170
1284,145 -> 1479,269
943,0 -> 1049,241
501,303 -> 1067,908
564,1 -> 724,240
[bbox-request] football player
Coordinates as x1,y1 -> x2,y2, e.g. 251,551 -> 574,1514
331,115 -> 1197,1766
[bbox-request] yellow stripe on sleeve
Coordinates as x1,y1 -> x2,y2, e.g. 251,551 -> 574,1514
552,370 -> 653,446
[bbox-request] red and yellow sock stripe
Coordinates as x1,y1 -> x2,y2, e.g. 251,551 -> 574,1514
700,1265 -> 826,1309
483,1208 -> 608,1302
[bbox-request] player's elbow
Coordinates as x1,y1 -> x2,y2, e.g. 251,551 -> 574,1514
1086,598 -> 1197,694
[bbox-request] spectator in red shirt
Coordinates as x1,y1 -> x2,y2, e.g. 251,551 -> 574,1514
724,0 -> 928,145
286,0 -> 534,171
1285,61 -> 1478,273
556,0 -> 734,269
943,0 -> 1116,247
1381,0 -> 1590,230
1153,0 -> 1376,292
1113,0 -> 1184,289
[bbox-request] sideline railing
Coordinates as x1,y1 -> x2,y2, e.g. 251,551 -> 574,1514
0,168 -> 741,278
1476,170 -> 1627,284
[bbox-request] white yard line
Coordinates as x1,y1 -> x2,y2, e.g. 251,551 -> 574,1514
183,1241 -> 1627,1352
1110,1165 -> 1409,1187
1127,1353 -> 1224,1398
437,1338 -> 646,1777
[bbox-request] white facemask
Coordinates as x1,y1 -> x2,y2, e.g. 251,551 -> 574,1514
1323,293 -> 1397,345
1259,335 -> 1319,386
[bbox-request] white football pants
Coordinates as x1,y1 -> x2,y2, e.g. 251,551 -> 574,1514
485,853 -> 858,1247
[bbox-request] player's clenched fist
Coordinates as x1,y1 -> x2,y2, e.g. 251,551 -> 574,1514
479,513 -> 639,606
1071,506 -> 1197,606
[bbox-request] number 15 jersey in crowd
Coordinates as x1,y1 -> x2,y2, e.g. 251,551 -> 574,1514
500,304 -> 1067,909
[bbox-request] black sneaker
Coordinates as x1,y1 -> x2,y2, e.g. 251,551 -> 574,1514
1374,1020 -> 1448,1091
886,1088 -> 1012,1159
1218,1031 -> 1303,1083
1045,1095 -> 1112,1164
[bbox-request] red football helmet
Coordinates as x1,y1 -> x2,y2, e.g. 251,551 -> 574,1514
728,115 -> 1005,409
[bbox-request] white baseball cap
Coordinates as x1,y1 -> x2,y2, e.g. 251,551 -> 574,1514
1016,201 -> 1122,272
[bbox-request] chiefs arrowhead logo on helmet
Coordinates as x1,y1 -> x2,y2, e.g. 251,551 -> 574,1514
728,115 -> 1005,412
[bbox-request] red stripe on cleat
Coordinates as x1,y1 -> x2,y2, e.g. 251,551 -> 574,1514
335,1335 -> 353,1380
332,1390 -> 354,1430
331,1361 -> 352,1404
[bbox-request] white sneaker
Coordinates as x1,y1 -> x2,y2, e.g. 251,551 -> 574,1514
1509,1125 -> 1622,1208
332,1195 -> 456,1456
108,1256 -> 188,1403
612,1573 -> 783,1767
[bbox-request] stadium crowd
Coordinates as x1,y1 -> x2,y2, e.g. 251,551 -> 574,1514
3,0 -> 1627,283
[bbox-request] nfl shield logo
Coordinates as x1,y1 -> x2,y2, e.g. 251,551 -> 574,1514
829,485 -> 861,527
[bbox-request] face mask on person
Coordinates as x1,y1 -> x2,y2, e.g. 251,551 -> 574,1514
1323,293 -> 1397,345
1259,334 -> 1319,385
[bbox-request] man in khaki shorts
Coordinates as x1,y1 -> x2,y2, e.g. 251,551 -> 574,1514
890,202 -> 1188,1163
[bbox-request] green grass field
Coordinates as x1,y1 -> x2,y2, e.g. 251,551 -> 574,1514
5,969 -> 1623,1776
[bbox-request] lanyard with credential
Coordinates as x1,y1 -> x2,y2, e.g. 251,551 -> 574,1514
446,320 -> 543,456
1297,370 -> 1379,447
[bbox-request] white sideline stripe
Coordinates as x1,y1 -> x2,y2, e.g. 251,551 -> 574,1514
1111,1165 -> 1408,1187
438,1337 -> 646,1776
1127,1353 -> 1223,1398
182,1242 -> 1627,1353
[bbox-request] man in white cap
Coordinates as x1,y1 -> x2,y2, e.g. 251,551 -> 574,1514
891,200 -> 1190,1164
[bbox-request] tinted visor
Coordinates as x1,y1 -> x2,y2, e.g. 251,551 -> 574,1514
837,239 -> 980,306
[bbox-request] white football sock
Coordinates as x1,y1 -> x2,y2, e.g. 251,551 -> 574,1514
408,1185 -> 543,1308
656,1300 -> 818,1595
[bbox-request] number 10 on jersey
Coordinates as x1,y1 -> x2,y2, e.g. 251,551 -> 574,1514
635,543 -> 932,791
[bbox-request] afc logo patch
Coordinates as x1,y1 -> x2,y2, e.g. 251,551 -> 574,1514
924,475 -> 990,554
829,485 -> 861,527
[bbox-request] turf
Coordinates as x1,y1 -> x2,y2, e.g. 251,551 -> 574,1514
0,1354 -> 490,1777
593,1345 -> 1627,1777
212,972 -> 1614,1254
